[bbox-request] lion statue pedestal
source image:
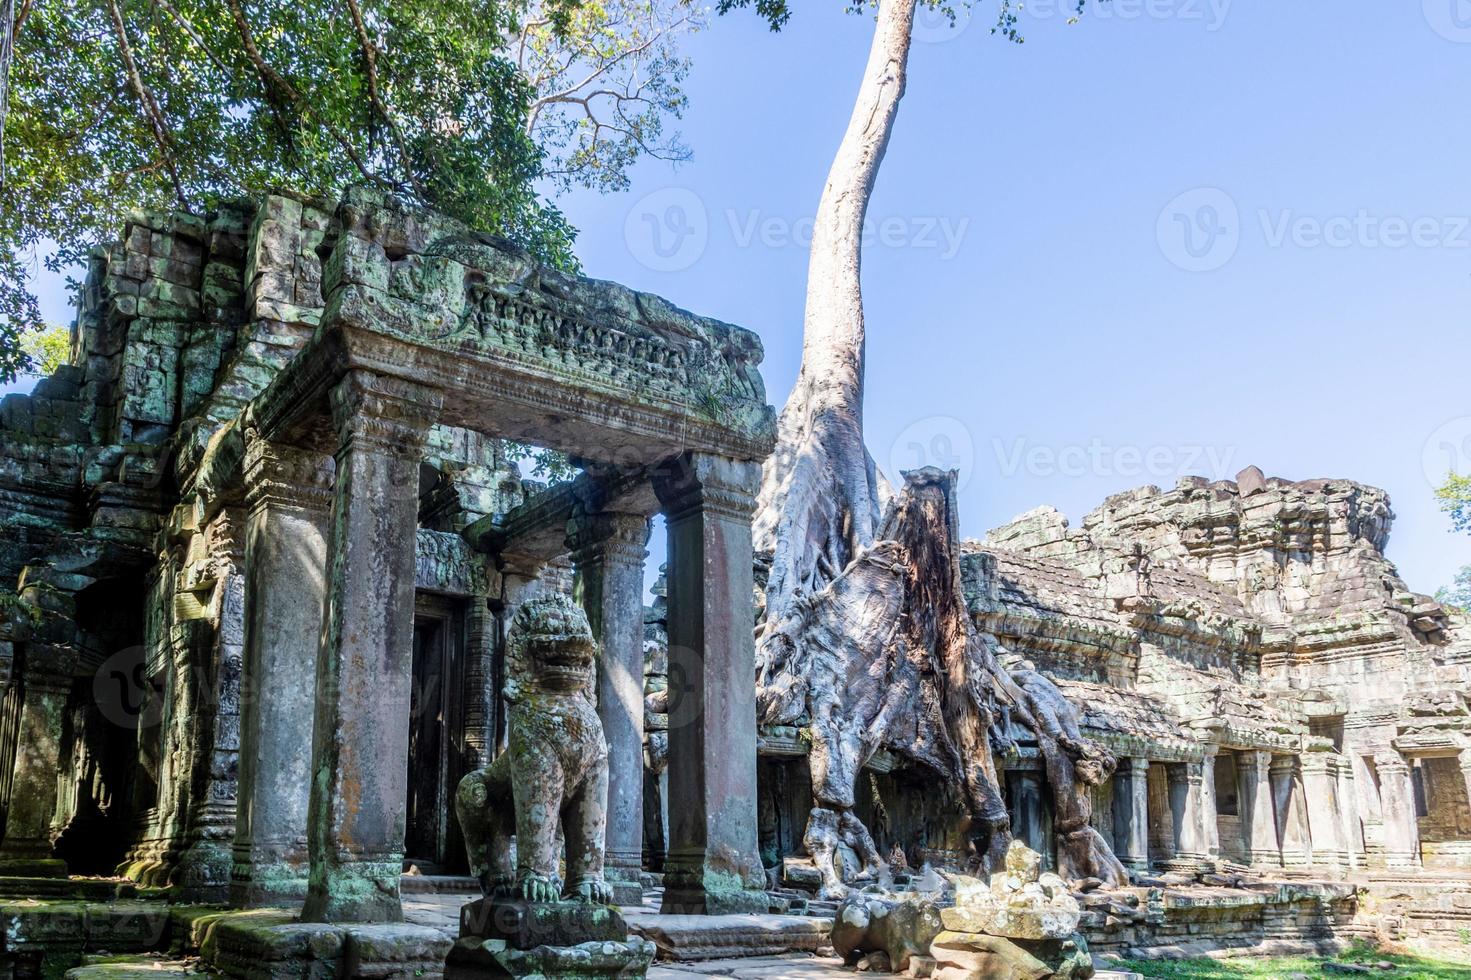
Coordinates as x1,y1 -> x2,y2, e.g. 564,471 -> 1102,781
445,594 -> 654,979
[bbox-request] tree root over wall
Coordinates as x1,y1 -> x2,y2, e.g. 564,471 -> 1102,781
755,466 -> 1128,899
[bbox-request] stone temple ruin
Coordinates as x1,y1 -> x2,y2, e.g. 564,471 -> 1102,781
1,190 -> 1469,976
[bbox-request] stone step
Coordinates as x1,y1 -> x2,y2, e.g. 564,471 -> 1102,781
630,913 -> 832,962
65,954 -> 198,978
400,874 -> 480,894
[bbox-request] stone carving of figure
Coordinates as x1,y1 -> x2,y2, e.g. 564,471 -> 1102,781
455,593 -> 614,904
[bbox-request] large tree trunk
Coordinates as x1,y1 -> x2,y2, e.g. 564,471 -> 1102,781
754,0 -> 917,686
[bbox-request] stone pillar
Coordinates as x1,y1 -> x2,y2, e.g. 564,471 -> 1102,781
1111,757 -> 1150,873
231,437 -> 333,908
177,510 -> 248,903
491,559 -> 546,756
1458,750 -> 1471,831
1198,747 -> 1221,863
0,667 -> 69,876
462,598 -> 497,771
1166,762 -> 1205,866
652,453 -> 767,915
301,371 -> 441,923
1374,751 -> 1421,869
1011,769 -> 1050,865
1300,752 -> 1347,873
1241,750 -> 1281,868
1271,755 -> 1311,867
568,509 -> 651,905
1336,757 -> 1364,870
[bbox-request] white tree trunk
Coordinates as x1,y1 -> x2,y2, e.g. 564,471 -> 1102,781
755,0 -> 917,682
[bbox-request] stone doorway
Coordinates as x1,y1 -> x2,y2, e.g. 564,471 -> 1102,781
404,594 -> 466,874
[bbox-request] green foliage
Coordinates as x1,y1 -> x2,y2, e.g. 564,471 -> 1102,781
713,0 -> 1092,43
0,588 -> 41,629
1439,473 -> 1471,536
1438,565 -> 1471,614
0,0 -> 590,383
19,322 -> 69,376
504,442 -> 578,483
518,0 -> 699,193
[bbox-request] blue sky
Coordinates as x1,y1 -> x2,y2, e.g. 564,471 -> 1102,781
14,0 -> 1471,595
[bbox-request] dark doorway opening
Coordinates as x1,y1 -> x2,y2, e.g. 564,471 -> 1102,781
404,594 -> 467,874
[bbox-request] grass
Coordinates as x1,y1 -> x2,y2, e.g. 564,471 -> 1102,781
1115,941 -> 1471,979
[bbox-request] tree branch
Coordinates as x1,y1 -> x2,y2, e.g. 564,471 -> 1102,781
150,0 -> 233,74
104,0 -> 188,206
341,0 -> 426,197
524,15 -> 687,136
224,0 -> 381,186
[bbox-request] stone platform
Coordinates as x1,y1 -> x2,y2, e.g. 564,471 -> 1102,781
2,875 -> 1460,978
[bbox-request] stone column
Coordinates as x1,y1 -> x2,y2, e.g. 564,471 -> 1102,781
461,598 -> 497,771
1336,757 -> 1364,870
1166,762 -> 1205,866
1374,751 -> 1421,870
652,453 -> 767,915
568,509 -> 651,905
1271,755 -> 1311,867
302,371 -> 441,923
0,667 -> 69,876
231,437 -> 333,908
178,510 -> 248,903
1300,752 -> 1347,873
1198,747 -> 1221,862
1241,750 -> 1281,868
1111,757 -> 1150,873
1011,769 -> 1050,865
1458,750 -> 1471,830
491,558 -> 546,756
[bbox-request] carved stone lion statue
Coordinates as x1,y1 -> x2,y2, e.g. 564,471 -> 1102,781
455,593 -> 614,904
